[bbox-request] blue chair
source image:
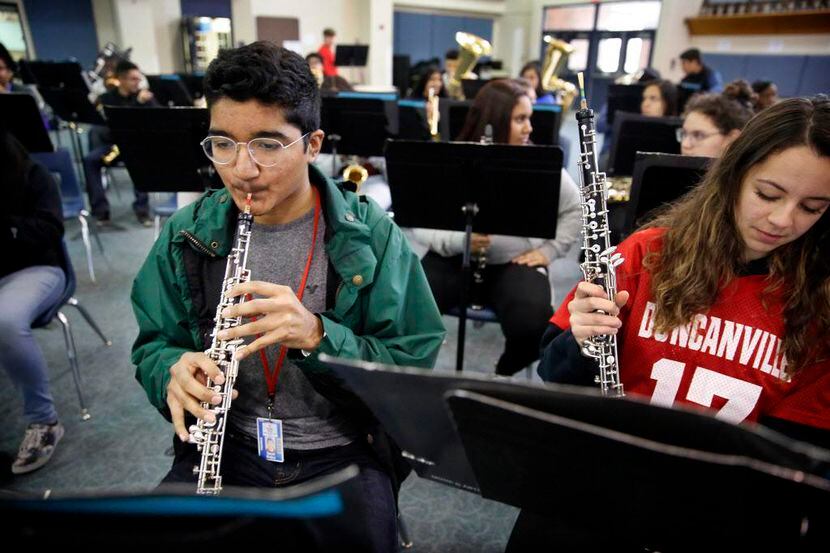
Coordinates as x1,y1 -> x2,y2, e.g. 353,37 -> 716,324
32,241 -> 112,421
151,193 -> 179,240
30,149 -> 105,283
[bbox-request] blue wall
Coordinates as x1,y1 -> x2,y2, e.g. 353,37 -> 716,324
393,11 -> 493,66
705,53 -> 830,97
23,0 -> 99,65
180,0 -> 232,18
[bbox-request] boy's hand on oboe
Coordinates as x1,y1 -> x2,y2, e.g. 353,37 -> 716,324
167,352 -> 238,441
217,280 -> 324,359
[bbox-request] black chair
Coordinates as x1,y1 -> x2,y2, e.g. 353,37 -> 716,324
31,241 -> 112,420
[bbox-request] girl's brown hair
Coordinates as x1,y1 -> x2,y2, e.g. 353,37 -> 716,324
456,79 -> 528,144
644,96 -> 830,374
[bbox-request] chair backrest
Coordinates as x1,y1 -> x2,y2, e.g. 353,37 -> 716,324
31,240 -> 76,328
30,149 -> 85,217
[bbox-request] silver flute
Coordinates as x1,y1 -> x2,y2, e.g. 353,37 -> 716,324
189,194 -> 254,494
574,73 -> 625,397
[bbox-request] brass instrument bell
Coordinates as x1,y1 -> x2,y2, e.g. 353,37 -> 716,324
342,163 -> 368,193
540,36 -> 578,111
448,32 -> 492,100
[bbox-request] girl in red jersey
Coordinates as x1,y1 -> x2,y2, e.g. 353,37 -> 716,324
539,96 -> 830,445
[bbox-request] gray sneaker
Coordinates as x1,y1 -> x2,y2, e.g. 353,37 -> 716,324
11,422 -> 65,475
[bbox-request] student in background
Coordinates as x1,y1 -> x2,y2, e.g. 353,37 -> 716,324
752,80 -> 780,111
305,52 -> 352,92
640,79 -> 678,118
317,28 -> 338,77
0,42 -> 27,94
678,48 -> 723,100
678,84 -> 754,158
519,61 -> 555,105
0,129 -> 66,475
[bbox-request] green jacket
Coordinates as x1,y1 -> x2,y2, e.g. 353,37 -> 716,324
131,165 -> 445,411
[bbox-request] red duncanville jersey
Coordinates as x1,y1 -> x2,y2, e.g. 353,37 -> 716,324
551,227 -> 830,430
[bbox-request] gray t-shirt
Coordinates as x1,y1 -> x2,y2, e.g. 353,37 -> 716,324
227,208 -> 359,450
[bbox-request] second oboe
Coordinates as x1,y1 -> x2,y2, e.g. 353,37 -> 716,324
574,72 -> 625,398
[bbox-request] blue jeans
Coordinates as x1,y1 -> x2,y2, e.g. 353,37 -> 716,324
163,431 -> 398,552
0,266 -> 65,424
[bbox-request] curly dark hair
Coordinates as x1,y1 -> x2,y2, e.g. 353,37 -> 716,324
682,91 -> 754,135
204,41 -> 320,144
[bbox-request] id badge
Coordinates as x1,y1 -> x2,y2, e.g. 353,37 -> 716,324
256,417 -> 284,463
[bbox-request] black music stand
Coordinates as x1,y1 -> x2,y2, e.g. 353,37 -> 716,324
177,72 -> 205,100
104,106 -> 219,192
461,78 -> 488,100
146,74 -> 194,107
0,93 -> 54,152
622,152 -> 710,237
385,139 -> 562,372
607,112 -> 682,177
606,82 -> 645,128
24,61 -> 105,189
529,104 -> 562,146
319,355 -> 590,492
334,45 -> 369,68
320,95 -> 398,176
440,99 -> 472,142
0,466 -> 371,551
396,99 -> 432,141
447,389 -> 830,550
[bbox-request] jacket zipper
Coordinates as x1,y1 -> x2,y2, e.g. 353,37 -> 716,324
179,230 -> 217,258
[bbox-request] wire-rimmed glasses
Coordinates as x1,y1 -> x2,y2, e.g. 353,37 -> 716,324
200,133 -> 309,167
675,128 -> 721,144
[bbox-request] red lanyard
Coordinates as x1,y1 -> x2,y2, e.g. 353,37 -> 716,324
251,187 -> 321,403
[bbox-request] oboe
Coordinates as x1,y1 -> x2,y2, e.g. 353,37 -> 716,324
470,124 -> 494,311
574,73 -> 625,397
189,193 -> 254,494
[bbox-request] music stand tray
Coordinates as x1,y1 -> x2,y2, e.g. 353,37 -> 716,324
147,74 -> 194,107
529,104 -> 562,146
334,44 -> 369,67
320,95 -> 398,157
104,106 -> 218,193
447,389 -> 830,549
607,112 -> 682,177
0,466 -> 362,550
318,355 -> 584,493
385,139 -> 561,237
0,93 -> 53,152
623,152 -> 711,235
606,82 -> 646,128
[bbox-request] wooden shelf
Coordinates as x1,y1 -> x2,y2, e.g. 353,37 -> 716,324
685,9 -> 830,35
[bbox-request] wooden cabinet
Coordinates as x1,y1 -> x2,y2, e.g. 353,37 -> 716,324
685,9 -> 830,35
